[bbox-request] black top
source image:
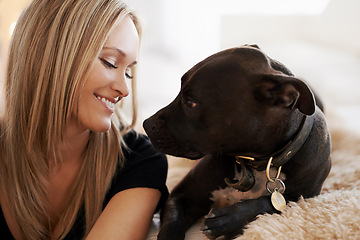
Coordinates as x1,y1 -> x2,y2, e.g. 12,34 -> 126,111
0,130 -> 169,239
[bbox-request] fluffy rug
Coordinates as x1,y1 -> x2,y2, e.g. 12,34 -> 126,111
160,110 -> 360,240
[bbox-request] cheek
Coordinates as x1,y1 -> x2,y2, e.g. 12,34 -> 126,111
77,102 -> 112,132
85,58 -> 117,91
70,78 -> 113,132
84,65 -> 103,90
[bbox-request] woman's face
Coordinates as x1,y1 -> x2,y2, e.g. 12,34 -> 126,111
74,15 -> 139,133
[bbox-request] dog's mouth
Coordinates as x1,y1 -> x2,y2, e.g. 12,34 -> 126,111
143,117 -> 205,160
150,137 -> 204,160
170,149 -> 204,160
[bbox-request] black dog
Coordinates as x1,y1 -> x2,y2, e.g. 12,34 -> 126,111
143,45 -> 331,240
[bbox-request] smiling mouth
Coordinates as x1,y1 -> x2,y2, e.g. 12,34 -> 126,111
96,95 -> 116,109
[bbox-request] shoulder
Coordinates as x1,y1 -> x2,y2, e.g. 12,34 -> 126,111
122,130 -> 157,152
104,130 -> 169,210
122,129 -> 150,151
120,130 -> 168,186
122,130 -> 167,164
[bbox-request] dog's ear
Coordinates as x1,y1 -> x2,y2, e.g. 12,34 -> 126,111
269,58 -> 294,76
243,44 -> 260,49
255,75 -> 315,115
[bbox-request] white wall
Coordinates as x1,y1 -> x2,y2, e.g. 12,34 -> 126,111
1,0 -> 359,122
220,0 -> 360,105
125,0 -> 360,122
221,0 -> 360,52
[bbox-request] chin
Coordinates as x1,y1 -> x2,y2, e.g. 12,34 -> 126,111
91,120 -> 112,133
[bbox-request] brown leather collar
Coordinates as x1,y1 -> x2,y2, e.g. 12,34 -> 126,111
236,114 -> 315,171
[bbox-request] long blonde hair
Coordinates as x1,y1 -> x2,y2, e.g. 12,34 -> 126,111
0,0 -> 141,239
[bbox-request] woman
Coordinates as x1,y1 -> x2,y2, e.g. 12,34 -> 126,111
0,0 -> 168,239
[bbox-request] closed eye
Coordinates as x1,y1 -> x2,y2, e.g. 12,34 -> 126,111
100,58 -> 118,69
100,57 -> 134,79
125,69 -> 133,79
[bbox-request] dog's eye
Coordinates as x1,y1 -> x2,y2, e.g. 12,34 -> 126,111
184,99 -> 197,108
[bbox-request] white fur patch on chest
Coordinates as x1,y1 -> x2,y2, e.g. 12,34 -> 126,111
210,168 -> 286,208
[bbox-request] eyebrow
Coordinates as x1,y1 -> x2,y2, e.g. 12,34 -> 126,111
103,46 -> 126,56
102,46 -> 137,66
103,46 -> 137,67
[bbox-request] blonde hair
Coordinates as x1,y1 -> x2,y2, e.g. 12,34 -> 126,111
0,0 -> 141,239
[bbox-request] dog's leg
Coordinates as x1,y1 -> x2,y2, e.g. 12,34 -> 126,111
157,196 -> 187,240
158,196 -> 209,240
203,196 -> 277,239
158,155 -> 233,240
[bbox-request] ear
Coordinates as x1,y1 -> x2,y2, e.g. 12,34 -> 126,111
243,44 -> 260,50
269,58 -> 294,76
254,75 -> 315,115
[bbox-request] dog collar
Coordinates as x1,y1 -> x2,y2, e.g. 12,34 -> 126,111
236,114 -> 315,171
225,114 -> 314,192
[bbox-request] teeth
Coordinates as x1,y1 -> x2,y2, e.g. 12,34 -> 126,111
97,96 -> 115,109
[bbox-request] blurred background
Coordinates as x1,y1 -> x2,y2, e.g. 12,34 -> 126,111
1,0 -> 359,131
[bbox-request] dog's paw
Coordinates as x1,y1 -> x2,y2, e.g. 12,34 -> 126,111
202,204 -> 247,240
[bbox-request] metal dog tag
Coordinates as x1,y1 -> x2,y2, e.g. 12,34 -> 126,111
267,178 -> 286,212
271,190 -> 286,211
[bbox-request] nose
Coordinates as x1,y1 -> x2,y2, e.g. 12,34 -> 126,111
111,72 -> 130,97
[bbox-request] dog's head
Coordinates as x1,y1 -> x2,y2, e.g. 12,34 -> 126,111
143,45 -> 315,159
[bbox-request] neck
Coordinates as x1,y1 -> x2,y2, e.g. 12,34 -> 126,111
225,113 -> 315,191
237,114 -> 315,170
46,124 -> 90,233
49,123 -> 90,169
